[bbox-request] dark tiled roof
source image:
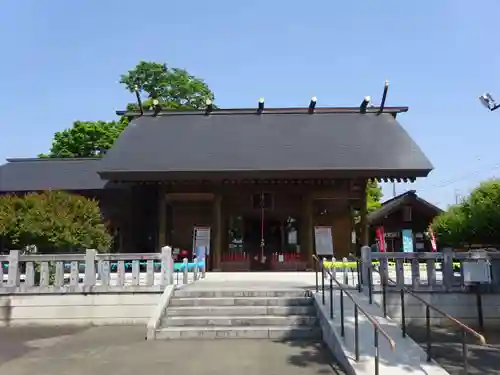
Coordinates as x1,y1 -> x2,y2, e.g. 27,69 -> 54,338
0,158 -> 109,192
99,111 -> 433,179
367,190 -> 443,225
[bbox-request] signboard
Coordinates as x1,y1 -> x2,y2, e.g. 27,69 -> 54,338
314,226 -> 334,256
463,261 -> 491,284
376,227 -> 386,252
402,229 -> 414,253
193,226 -> 211,255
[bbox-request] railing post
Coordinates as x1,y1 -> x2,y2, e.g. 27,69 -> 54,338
7,250 -> 20,287
342,257 -> 349,285
379,256 -> 388,316
315,259 -> 319,292
329,275 -> 334,319
401,288 -> 406,337
374,329 -> 380,375
462,330 -> 469,374
426,305 -> 432,361
356,257 -> 362,292
361,246 -> 372,289
161,246 -> 174,286
84,249 -> 97,288
321,263 -> 325,305
183,258 -> 188,284
442,247 -> 454,291
193,257 -> 199,281
340,290 -> 345,337
354,305 -> 360,361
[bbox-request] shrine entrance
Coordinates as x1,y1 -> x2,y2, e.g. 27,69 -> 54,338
244,216 -> 282,271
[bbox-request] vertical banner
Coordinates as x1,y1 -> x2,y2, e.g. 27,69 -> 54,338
376,226 -> 386,252
428,226 -> 437,252
402,229 -> 414,253
193,227 -> 211,255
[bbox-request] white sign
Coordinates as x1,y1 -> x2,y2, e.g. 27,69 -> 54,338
463,261 -> 491,284
278,254 -> 284,263
314,226 -> 334,256
193,226 -> 211,255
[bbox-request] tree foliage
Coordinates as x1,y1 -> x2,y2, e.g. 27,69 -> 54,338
43,61 -> 215,158
0,191 -> 112,252
432,179 -> 500,246
366,180 -> 383,213
120,61 -> 215,110
40,120 -> 128,158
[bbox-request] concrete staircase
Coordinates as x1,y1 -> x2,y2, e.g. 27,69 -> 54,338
156,288 -> 321,339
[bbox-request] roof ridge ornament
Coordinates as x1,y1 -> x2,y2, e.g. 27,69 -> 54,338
257,98 -> 264,114
308,97 -> 317,114
360,96 -> 371,114
378,80 -> 389,115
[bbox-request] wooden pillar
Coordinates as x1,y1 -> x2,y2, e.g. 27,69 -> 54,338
301,193 -> 314,268
157,186 -> 167,250
213,194 -> 222,271
359,179 -> 369,246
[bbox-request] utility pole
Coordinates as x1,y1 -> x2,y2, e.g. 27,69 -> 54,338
392,182 -> 396,198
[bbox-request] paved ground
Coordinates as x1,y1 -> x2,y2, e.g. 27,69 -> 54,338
0,325 -> 345,375
406,326 -> 500,375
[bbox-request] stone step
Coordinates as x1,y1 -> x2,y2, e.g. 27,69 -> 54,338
162,315 -> 318,327
167,305 -> 315,317
173,289 -> 311,298
169,296 -> 313,307
155,326 -> 322,340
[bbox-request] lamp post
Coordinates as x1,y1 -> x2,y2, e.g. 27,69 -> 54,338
479,93 -> 500,111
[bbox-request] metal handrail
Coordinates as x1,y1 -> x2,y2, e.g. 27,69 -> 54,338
313,255 -> 395,375
351,253 -> 487,374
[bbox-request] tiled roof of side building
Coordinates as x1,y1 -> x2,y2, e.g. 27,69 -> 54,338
99,108 -> 433,180
0,158 -> 112,192
367,190 -> 443,224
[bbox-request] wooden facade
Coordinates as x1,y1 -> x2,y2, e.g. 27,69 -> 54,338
98,178 -> 369,271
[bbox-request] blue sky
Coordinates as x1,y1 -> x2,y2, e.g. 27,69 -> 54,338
1,0 -> 499,208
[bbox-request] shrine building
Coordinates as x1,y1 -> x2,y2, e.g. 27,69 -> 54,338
0,98 -> 433,271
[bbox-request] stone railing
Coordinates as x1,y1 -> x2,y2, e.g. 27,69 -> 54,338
0,246 -> 205,294
360,247 -> 500,291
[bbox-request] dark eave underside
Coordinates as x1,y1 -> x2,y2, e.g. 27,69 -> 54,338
98,170 -> 425,183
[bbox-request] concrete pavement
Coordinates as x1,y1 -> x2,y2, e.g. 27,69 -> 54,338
406,326 -> 500,375
0,325 -> 346,375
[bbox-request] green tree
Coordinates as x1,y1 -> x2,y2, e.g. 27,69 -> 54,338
432,179 -> 500,246
431,204 -> 472,247
0,191 -> 112,252
120,61 -> 215,110
366,180 -> 383,213
40,120 -> 127,158
42,61 -> 215,158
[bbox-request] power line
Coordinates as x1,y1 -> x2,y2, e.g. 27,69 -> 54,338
409,161 -> 500,193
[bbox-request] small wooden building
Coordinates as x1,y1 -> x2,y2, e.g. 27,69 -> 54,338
0,106 -> 433,271
367,190 -> 442,252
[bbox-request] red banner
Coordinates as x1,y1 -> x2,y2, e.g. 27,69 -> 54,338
376,226 -> 386,252
428,226 -> 437,252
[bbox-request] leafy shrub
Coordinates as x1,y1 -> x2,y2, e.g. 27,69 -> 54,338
0,191 -> 112,253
